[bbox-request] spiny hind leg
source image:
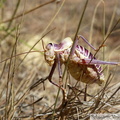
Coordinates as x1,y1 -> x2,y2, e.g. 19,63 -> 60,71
78,35 -> 96,50
70,35 -> 96,57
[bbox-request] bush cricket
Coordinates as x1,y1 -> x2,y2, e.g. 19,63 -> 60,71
44,35 -> 119,87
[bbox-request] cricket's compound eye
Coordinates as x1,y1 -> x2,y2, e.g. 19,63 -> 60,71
44,43 -> 55,66
46,43 -> 53,50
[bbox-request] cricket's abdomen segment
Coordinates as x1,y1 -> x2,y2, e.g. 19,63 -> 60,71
60,47 -> 104,85
67,61 -> 104,85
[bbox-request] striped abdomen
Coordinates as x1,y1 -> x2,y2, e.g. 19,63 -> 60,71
66,45 -> 104,85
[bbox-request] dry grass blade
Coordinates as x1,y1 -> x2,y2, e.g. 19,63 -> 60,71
1,0 -> 56,24
6,0 -> 21,30
17,27 -> 55,68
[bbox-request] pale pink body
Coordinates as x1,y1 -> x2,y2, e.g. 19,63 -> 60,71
44,37 -> 104,85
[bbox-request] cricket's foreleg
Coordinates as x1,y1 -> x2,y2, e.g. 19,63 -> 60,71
78,35 -> 97,50
48,59 -> 61,88
57,54 -> 63,86
48,57 -> 66,92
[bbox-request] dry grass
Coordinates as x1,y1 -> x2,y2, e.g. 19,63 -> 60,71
0,0 -> 120,119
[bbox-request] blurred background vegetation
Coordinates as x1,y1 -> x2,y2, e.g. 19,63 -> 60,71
0,0 -> 120,119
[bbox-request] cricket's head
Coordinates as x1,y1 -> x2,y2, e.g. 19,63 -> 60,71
44,37 -> 73,66
44,43 -> 55,66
